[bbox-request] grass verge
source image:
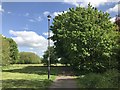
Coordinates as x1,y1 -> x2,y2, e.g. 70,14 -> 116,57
1,64 -> 59,89
77,69 -> 120,88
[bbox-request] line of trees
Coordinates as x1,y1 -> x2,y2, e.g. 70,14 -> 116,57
0,34 -> 41,65
18,52 -> 41,64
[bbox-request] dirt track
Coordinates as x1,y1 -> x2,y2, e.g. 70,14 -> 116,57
49,76 -> 78,88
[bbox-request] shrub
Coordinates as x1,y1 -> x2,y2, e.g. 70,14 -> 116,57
77,69 -> 119,88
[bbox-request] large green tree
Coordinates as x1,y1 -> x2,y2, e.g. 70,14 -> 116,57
51,4 -> 118,72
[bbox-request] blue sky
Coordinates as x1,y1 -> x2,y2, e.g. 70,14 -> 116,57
1,1 -> 119,57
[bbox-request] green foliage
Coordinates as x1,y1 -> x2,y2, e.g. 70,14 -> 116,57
42,46 -> 59,65
51,4 -> 118,72
77,69 -> 119,88
0,34 -> 2,65
7,38 -> 19,64
1,35 -> 11,65
0,35 -> 19,65
114,15 -> 120,71
18,52 -> 41,64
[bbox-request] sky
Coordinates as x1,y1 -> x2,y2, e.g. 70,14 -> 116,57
0,1 -> 119,57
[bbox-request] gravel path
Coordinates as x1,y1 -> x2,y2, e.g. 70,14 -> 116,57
49,75 -> 78,89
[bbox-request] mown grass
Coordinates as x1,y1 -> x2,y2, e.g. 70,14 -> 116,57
1,64 -> 67,89
77,69 -> 120,88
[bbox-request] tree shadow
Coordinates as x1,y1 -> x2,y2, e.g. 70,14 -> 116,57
2,79 -> 53,89
2,66 -> 74,76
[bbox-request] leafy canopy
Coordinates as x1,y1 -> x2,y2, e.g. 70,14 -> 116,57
51,4 -> 118,72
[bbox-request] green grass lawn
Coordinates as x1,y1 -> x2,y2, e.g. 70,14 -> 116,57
3,64 -> 119,89
1,64 -> 64,89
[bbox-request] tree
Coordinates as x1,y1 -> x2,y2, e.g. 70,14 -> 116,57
18,52 -> 41,64
0,35 -> 11,65
51,4 -> 118,72
7,38 -> 19,64
0,35 -> 19,65
42,46 -> 59,65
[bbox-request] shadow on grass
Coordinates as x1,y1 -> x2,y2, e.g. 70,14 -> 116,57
2,79 -> 53,89
2,66 -> 74,76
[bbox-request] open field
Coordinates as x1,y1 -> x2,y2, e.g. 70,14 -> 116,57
1,64 -> 65,89
1,64 -> 120,89
1,64 -> 75,89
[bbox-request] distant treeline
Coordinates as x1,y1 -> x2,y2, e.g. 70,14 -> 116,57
0,34 -> 41,65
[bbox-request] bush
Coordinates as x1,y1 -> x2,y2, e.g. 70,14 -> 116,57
77,69 -> 119,88
17,52 -> 41,64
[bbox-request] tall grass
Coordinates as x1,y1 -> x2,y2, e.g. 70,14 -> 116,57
77,69 -> 119,88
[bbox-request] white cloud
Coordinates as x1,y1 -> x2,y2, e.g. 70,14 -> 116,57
52,11 -> 67,17
9,30 -> 53,56
36,16 -> 42,21
110,17 -> 116,23
43,31 -> 53,37
28,16 -> 42,22
43,10 -> 67,18
80,0 -> 108,7
64,0 -> 106,7
43,11 -> 50,16
43,10 -> 68,18
53,11 -> 63,16
0,5 -> 4,13
29,19 -> 36,22
106,4 -> 119,13
63,0 -> 119,7
64,0 -> 79,7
